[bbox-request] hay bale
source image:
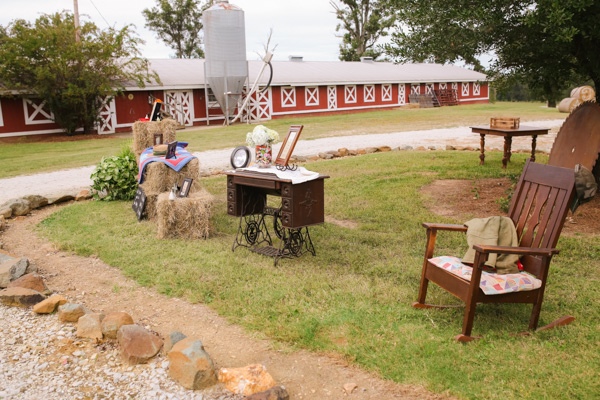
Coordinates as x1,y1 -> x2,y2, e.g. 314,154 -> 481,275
156,189 -> 214,239
570,85 -> 596,102
132,118 -> 179,158
141,178 -> 203,221
141,190 -> 160,220
557,97 -> 581,113
141,158 -> 200,194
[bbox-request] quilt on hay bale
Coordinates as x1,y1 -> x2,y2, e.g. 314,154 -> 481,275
137,143 -> 200,190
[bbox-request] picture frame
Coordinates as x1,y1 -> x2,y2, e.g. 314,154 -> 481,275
166,140 -> 178,159
179,178 -> 193,198
275,125 -> 303,167
153,133 -> 163,145
150,100 -> 162,121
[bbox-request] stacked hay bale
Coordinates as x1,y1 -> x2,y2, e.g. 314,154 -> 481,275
156,182 -> 214,240
140,159 -> 201,220
131,119 -> 212,238
132,118 -> 178,159
558,86 -> 596,113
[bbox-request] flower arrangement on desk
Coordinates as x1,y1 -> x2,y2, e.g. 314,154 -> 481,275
246,125 -> 279,168
246,125 -> 279,146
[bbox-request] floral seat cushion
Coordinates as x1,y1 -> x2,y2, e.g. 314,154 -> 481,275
429,256 -> 542,295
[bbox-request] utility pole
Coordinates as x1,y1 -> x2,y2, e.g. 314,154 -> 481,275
73,0 -> 81,42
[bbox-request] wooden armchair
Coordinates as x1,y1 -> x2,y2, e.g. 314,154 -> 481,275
414,160 -> 576,341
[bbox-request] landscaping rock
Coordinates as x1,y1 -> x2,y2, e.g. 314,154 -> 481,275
0,215 -> 5,230
48,194 -> 75,205
22,195 -> 48,210
75,189 -> 92,201
0,207 -> 12,219
77,312 -> 105,340
0,256 -> 29,288
33,294 -> 68,314
7,198 -> 31,217
168,338 -> 217,390
163,331 -> 187,354
7,272 -> 48,293
58,303 -> 87,323
218,364 -> 277,396
0,287 -> 45,307
117,324 -> 163,364
101,311 -> 134,339
245,385 -> 289,400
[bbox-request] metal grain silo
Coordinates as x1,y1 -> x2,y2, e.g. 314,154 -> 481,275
203,1 -> 248,122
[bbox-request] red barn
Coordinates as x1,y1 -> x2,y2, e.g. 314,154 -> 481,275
0,58 -> 488,137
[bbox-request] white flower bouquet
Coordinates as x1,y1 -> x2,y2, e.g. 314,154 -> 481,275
246,125 -> 279,147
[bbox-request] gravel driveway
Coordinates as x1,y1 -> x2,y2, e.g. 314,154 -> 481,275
0,120 -> 564,204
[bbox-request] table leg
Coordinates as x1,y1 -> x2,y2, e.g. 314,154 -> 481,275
530,135 -> 538,162
502,136 -> 512,169
479,134 -> 485,165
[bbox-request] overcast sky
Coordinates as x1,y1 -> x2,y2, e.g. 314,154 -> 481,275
0,0 -> 342,61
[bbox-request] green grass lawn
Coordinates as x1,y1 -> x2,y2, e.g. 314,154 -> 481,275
0,101 -> 563,179
38,150 -> 600,400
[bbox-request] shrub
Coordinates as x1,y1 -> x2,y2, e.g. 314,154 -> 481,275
90,145 -> 138,201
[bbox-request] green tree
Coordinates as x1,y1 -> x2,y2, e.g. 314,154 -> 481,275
330,0 -> 396,61
384,0 -> 600,105
143,0 -> 209,59
0,12 -> 155,135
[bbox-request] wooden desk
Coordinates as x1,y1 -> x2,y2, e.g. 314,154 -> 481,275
226,169 -> 328,264
470,125 -> 550,168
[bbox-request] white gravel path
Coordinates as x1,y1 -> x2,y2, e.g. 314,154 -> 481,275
0,120 -> 564,205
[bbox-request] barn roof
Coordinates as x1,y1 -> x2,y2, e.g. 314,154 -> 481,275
133,58 -> 488,91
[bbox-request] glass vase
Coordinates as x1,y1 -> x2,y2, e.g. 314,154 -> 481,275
255,144 -> 272,168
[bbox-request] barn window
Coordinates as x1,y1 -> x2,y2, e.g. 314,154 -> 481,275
473,83 -> 481,95
439,83 -> 447,90
411,84 -> 420,95
281,87 -> 296,107
305,87 -> 319,106
398,84 -> 406,105
327,86 -> 337,109
364,85 -> 375,102
382,84 -> 392,102
23,98 -> 54,125
462,82 -> 470,97
426,84 -> 434,95
345,85 -> 357,103
452,82 -> 458,91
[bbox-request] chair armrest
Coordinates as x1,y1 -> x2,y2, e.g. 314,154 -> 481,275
472,244 -> 559,258
422,222 -> 468,232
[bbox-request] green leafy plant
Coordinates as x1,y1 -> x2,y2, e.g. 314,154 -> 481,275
90,145 -> 138,201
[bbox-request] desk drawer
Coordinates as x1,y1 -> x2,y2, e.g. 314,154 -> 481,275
235,176 -> 279,190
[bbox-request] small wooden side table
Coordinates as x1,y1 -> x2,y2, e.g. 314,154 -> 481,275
470,125 -> 550,168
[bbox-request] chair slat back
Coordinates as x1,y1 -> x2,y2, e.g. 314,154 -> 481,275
508,160 -> 575,250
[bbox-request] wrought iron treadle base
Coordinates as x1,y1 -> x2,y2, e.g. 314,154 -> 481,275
233,206 -> 316,266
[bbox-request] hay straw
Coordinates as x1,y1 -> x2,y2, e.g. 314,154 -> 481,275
141,158 -> 201,194
132,118 -> 179,158
557,97 -> 581,113
570,85 -> 596,102
156,189 -> 214,239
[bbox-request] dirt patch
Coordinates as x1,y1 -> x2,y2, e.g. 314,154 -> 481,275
420,178 -> 600,235
0,206 -> 451,400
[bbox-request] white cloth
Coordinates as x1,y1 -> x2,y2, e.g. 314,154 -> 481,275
237,166 -> 321,184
